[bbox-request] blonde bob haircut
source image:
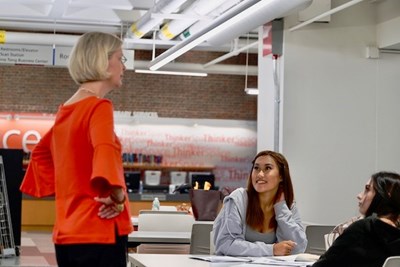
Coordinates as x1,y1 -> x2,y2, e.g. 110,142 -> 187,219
68,32 -> 123,84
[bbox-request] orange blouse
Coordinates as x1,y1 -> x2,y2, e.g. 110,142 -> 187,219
20,97 -> 133,244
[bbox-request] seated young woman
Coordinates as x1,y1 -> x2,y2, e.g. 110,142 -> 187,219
313,171 -> 400,267
325,178 -> 374,247
213,150 -> 307,256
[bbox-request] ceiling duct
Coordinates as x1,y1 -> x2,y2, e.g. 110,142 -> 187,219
157,0 -> 227,40
179,0 -> 242,41
207,0 -> 313,46
0,19 -> 121,34
149,0 -> 312,70
0,30 -> 79,46
125,0 -> 186,39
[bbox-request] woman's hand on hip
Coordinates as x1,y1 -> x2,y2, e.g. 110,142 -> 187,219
94,196 -> 123,219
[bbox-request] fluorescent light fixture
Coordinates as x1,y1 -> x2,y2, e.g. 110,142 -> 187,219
0,114 -> 12,120
135,69 -> 207,77
149,0 -> 269,71
245,88 -> 259,95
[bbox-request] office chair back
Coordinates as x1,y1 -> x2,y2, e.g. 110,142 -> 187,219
305,225 -> 335,255
136,213 -> 195,254
138,213 -> 194,232
210,230 -> 215,255
382,256 -> 400,267
139,210 -> 186,215
189,221 -> 214,255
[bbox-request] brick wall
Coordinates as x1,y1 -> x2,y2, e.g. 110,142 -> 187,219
0,64 -> 257,120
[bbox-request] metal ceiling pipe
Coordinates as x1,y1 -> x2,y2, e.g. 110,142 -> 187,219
157,0 -> 227,40
207,0 -> 313,46
134,60 -> 258,76
203,40 -> 258,68
149,0 -> 311,70
148,0 -> 260,70
179,0 -> 242,40
0,30 -> 258,54
125,0 -> 187,39
123,37 -> 258,53
0,30 -> 79,46
0,19 -> 119,34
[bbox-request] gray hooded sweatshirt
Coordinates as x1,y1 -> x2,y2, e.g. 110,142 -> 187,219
213,188 -> 307,256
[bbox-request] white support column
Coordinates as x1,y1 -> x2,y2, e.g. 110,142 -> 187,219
256,26 -> 276,152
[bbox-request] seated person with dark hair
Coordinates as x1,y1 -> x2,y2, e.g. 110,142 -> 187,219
325,179 -> 373,247
313,171 -> 400,267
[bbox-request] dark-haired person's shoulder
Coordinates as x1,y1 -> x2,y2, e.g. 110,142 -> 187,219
347,215 -> 373,226
338,216 -> 373,236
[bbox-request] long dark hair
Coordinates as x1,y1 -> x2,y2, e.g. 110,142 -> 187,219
366,171 -> 400,225
246,150 -> 294,232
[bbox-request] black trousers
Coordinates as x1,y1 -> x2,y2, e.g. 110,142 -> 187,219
55,235 -> 128,267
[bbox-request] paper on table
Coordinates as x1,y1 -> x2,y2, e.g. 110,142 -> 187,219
190,255 -> 252,263
250,257 -> 309,266
190,254 -> 318,266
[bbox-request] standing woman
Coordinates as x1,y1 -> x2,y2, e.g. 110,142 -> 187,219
20,32 -> 133,267
313,171 -> 400,267
213,150 -> 307,256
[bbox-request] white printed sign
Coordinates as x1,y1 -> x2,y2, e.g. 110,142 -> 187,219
0,44 -> 53,65
0,43 -> 134,69
53,46 -> 71,66
53,46 -> 134,69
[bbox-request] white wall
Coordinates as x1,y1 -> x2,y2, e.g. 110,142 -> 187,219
281,0 -> 400,225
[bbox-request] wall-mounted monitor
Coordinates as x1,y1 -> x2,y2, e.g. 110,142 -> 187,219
124,171 -> 141,193
188,172 -> 211,185
191,174 -> 215,190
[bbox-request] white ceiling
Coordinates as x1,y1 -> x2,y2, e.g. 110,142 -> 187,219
1,0 -> 400,74
0,0 -> 257,52
0,0 -> 146,33
0,0 -> 263,75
